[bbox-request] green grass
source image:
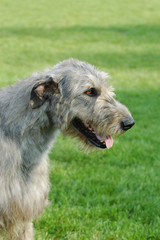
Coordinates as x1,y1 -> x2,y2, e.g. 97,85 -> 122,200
0,0 -> 160,239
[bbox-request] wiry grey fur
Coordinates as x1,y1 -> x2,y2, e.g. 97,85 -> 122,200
0,59 -> 134,239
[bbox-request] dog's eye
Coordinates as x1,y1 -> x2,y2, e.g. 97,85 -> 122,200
85,88 -> 97,96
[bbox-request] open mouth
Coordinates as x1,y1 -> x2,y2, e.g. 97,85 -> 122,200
72,118 -> 113,149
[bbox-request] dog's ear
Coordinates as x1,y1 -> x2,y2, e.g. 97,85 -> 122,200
30,76 -> 59,109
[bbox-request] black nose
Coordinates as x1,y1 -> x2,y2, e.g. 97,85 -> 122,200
121,118 -> 135,131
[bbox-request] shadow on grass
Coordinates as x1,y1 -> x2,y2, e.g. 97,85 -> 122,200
3,48 -> 159,71
0,24 -> 160,43
73,52 -> 160,70
1,24 -> 160,71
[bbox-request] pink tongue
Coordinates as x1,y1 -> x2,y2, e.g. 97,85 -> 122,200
104,135 -> 113,149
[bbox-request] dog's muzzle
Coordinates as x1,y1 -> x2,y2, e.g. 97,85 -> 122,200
121,118 -> 135,131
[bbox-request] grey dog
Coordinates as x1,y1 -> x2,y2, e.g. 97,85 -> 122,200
0,59 -> 134,239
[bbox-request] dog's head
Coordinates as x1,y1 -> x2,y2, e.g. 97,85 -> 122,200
30,59 -> 135,149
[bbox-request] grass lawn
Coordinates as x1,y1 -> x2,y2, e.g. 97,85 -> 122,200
0,0 -> 160,239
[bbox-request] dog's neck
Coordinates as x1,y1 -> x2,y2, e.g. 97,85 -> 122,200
17,111 -> 59,177
0,84 -> 60,176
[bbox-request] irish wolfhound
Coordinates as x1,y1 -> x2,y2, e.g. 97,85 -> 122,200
0,59 -> 134,239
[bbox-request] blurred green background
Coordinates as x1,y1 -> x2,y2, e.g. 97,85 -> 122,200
0,0 -> 160,239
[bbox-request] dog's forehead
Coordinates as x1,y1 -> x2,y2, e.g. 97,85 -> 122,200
86,73 -> 115,98
78,71 -> 111,91
65,72 -> 114,100
51,59 -> 115,97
